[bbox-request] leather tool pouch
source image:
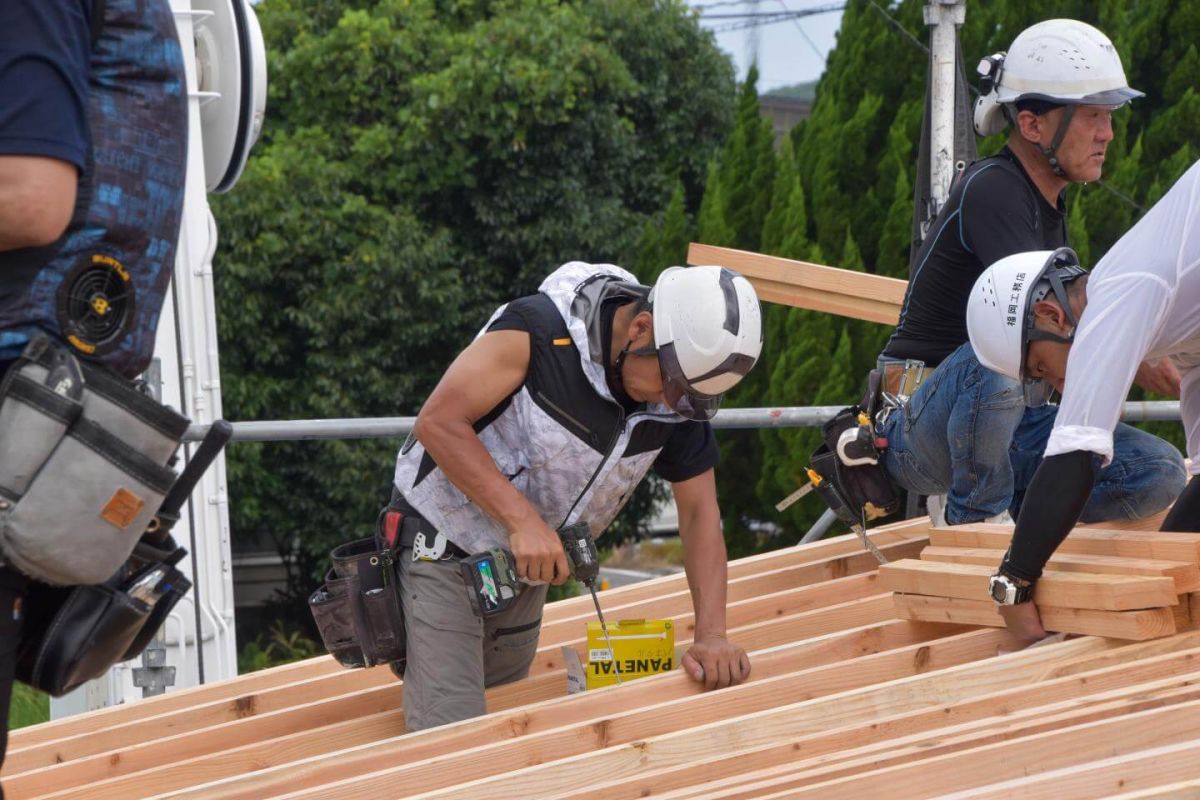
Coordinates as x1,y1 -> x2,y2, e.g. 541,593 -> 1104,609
309,509 -> 406,670
0,335 -> 188,586
15,533 -> 192,696
810,404 -> 900,525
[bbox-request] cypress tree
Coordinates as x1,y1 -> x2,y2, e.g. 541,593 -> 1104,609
634,179 -> 690,282
696,160 -> 735,247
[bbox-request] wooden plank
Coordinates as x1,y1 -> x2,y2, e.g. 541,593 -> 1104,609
919,546 -> 1200,593
934,742 -> 1200,799
645,679 -> 1200,800
158,629 -> 1032,800
542,563 -> 886,647
762,702 -> 1200,800
4,655 -> 345,750
153,635 -> 1200,800
8,519 -> 931,754
24,621 -> 963,800
929,524 -> 1200,564
1088,508 -> 1172,532
8,587 -> 911,778
555,650 -> 1200,800
7,534 -> 924,765
1101,779 -> 1200,799
880,559 -> 1178,611
348,637 -> 1141,800
527,592 -> 902,686
543,518 -> 931,624
892,594 -> 1178,640
687,243 -> 906,324
4,666 -> 399,775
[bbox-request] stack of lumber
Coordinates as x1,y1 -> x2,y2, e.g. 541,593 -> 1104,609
882,519 -> 1200,641
12,514 -> 1200,798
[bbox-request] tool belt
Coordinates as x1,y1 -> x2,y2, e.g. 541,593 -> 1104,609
16,534 -> 192,696
308,502 -> 417,671
0,335 -> 188,586
809,369 -> 901,528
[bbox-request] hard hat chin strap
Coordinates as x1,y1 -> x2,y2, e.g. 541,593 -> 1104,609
1039,104 -> 1077,179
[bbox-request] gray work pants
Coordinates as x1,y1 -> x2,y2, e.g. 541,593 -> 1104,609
397,547 -> 546,732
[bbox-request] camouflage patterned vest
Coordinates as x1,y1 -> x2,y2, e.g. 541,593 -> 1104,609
393,262 -> 690,554
0,0 -> 187,378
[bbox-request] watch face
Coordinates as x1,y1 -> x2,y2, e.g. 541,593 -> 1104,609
989,575 -> 1012,604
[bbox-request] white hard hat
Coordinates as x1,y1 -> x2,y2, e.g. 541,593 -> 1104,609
647,266 -> 762,421
966,248 -> 1086,382
974,19 -> 1142,136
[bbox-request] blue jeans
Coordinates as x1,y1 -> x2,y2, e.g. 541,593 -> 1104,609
880,343 -> 1187,525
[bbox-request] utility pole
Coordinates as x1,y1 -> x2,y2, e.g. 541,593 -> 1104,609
924,0 -> 966,212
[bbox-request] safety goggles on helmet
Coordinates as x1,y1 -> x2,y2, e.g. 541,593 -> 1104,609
642,266 -> 763,422
652,341 -> 746,422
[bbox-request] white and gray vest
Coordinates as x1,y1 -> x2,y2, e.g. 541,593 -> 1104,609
392,262 -> 699,554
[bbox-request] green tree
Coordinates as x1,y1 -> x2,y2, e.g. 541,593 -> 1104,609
696,160 -> 736,247
635,179 -> 691,283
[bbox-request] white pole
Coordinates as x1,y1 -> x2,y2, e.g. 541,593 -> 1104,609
924,0 -> 966,212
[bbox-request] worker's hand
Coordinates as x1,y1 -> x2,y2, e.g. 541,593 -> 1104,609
509,519 -> 570,585
1134,357 -> 1181,398
682,633 -> 750,691
998,601 -> 1048,646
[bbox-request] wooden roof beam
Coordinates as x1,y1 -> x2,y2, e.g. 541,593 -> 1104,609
686,243 -> 908,324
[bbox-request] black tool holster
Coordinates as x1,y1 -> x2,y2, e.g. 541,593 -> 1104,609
308,505 -> 407,671
809,369 -> 900,527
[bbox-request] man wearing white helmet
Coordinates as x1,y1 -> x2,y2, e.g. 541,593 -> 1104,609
875,18 -> 1183,527
388,262 -> 763,730
966,159 -> 1200,642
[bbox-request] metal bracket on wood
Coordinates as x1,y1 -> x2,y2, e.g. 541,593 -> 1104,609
132,639 -> 177,698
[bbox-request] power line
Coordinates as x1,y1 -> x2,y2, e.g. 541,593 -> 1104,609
866,0 -> 927,55
772,0 -> 828,60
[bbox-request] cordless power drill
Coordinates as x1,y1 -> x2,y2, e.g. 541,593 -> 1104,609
461,522 -> 622,682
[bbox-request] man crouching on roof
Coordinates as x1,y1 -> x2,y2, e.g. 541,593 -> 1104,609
388,262 -> 763,731
966,159 -> 1200,644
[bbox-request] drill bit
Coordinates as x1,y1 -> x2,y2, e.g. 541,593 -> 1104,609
589,585 -> 622,685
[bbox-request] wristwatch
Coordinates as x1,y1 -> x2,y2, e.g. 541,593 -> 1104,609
988,571 -> 1034,605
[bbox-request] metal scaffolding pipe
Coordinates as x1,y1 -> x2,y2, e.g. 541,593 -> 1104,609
183,401 -> 1183,442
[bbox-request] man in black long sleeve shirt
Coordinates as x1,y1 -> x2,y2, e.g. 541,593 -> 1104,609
875,19 -> 1185,528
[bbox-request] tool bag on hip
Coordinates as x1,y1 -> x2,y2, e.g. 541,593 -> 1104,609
0,335 -> 188,586
16,534 -> 192,696
308,508 -> 406,670
809,370 -> 900,526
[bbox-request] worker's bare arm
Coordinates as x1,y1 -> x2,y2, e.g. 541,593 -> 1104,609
0,156 -> 77,251
414,331 -> 568,582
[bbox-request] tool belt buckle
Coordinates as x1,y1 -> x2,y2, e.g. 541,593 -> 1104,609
412,531 -> 448,562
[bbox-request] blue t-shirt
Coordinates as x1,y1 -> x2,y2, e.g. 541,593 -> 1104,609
0,0 -> 92,170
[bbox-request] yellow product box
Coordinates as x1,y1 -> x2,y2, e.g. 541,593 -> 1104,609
586,618 -> 674,689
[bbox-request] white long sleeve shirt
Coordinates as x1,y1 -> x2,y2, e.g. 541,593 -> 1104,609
1046,159 -> 1200,473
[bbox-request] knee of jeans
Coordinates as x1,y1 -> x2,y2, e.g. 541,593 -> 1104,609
1094,457 -> 1188,521
1129,459 -> 1189,518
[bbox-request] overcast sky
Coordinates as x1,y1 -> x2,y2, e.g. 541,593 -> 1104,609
693,1 -> 845,93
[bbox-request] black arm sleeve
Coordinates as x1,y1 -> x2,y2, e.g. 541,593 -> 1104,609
1001,450 -> 1100,582
1161,476 -> 1200,532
